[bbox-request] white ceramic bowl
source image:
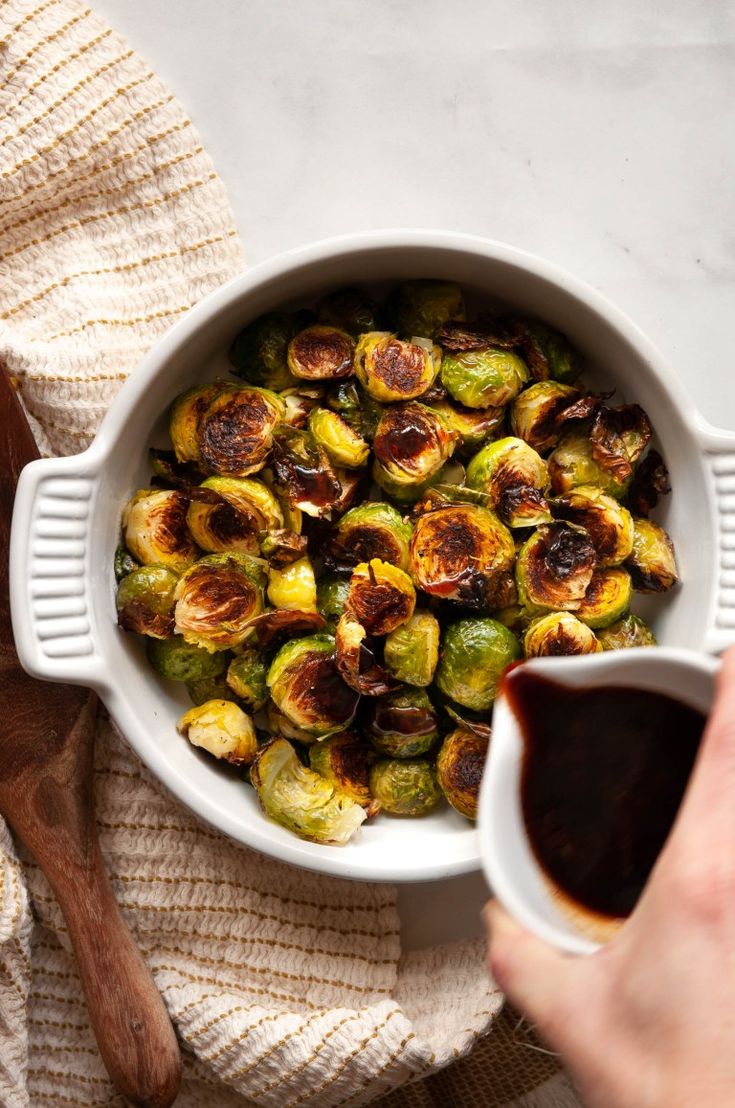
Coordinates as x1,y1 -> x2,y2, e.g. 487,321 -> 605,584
10,230 -> 735,882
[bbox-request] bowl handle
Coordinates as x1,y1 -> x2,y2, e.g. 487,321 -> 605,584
10,452 -> 108,690
696,420 -> 735,654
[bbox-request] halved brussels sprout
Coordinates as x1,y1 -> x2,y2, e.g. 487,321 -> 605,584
372,403 -> 459,500
186,476 -> 283,556
328,502 -> 413,571
385,279 -> 465,340
551,485 -> 634,567
267,634 -> 359,737
331,467 -> 363,515
434,618 -> 521,711
512,317 -> 580,384
146,634 -> 228,682
174,552 -> 265,651
548,425 -> 631,499
177,699 -> 257,766
344,559 -> 416,636
198,386 -> 284,478
114,546 -> 139,581
317,287 -> 379,336
326,379 -> 383,439
597,613 -> 657,650
408,505 -> 515,606
625,449 -> 671,518
308,731 -> 373,808
425,398 -> 504,451
169,382 -> 225,463
186,671 -> 234,706
270,427 -> 341,517
260,528 -> 308,568
354,333 -> 440,402
226,650 -> 268,710
252,738 -> 366,844
116,565 -> 178,638
436,727 -> 489,820
316,574 -> 351,632
369,758 -> 441,817
524,611 -> 601,657
441,348 -> 529,410
466,437 -> 550,528
122,489 -> 198,573
248,609 -> 326,651
626,518 -> 678,593
307,408 -> 369,468
279,386 -> 324,429
515,522 -> 596,611
573,567 -> 632,629
588,404 -> 652,486
287,325 -> 354,381
334,614 -> 397,696
267,555 -> 317,613
367,687 -> 438,758
228,312 -> 302,391
510,381 -> 580,453
383,610 -> 440,687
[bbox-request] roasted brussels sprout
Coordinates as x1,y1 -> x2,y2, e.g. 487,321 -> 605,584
436,728 -> 489,820
334,613 -> 397,697
177,699 -> 257,766
597,613 -> 657,650
146,634 -> 228,682
328,502 -> 412,571
512,317 -> 580,384
588,404 -> 652,486
524,611 -> 601,657
174,552 -> 265,651
228,312 -> 304,391
425,398 -> 504,451
307,407 -> 369,468
369,758 -> 441,817
308,731 -> 372,808
287,325 -> 354,381
354,333 -> 440,403
186,476 -> 283,556
326,379 -> 383,439
186,671 -> 234,706
509,381 -> 580,453
114,546 -> 139,581
267,555 -> 317,612
122,489 -> 198,573
271,427 -> 341,517
466,437 -> 550,528
316,574 -> 351,631
265,699 -> 321,744
280,385 -> 324,429
408,505 -> 515,607
248,609 -> 326,650
226,650 -> 268,710
260,528 -> 308,568
169,382 -> 225,463
116,565 -> 178,638
267,634 -> 359,737
317,287 -> 379,336
198,386 -> 284,477
434,618 -> 521,711
367,687 -> 438,758
383,611 -> 440,687
626,518 -> 678,593
573,567 -> 632,629
515,522 -> 596,611
372,403 -> 459,500
252,738 -> 366,844
548,425 -> 631,499
625,449 -> 671,518
441,348 -> 529,410
386,279 -> 465,340
344,559 -> 416,636
551,485 -> 634,567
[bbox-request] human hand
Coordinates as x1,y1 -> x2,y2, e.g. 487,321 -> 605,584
484,647 -> 735,1108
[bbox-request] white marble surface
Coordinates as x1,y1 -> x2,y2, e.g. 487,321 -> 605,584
95,0 -> 735,949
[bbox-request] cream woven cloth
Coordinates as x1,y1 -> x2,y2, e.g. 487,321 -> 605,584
0,2 -> 581,1105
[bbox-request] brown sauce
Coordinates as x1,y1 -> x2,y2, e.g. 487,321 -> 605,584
503,668 -> 706,919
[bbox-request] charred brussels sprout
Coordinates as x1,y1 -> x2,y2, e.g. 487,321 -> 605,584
249,609 -> 326,650
626,518 -> 678,592
548,425 -> 631,499
260,528 -> 308,568
271,427 -> 341,518
344,559 -> 416,636
334,613 -> 397,697
198,386 -> 284,478
329,502 -> 412,571
114,546 -> 139,581
267,555 -> 317,612
435,618 -> 521,711
122,489 -> 198,573
228,312 -> 301,391
436,728 -> 489,820
408,505 -> 514,607
169,382 -> 225,463
425,398 -> 504,452
174,552 -> 265,651
597,613 -> 657,650
226,650 -> 268,710
287,325 -> 354,381
316,574 -> 351,631
280,385 -> 324,429
186,476 -> 283,556
466,437 -> 550,529
307,407 -> 369,468
308,732 -> 372,808
369,758 -> 441,817
372,403 -> 459,500
177,699 -> 257,766
513,317 -> 580,384
252,738 -> 366,844
441,348 -> 529,410
367,687 -> 438,758
515,522 -> 596,611
116,565 -> 178,638
574,567 -> 632,628
317,287 -> 379,336
146,634 -> 228,682
510,381 -> 580,453
551,485 -> 634,567
383,611 -> 440,687
326,379 -> 383,439
267,634 -> 359,737
354,333 -> 440,403
524,611 -> 601,657
386,279 -> 465,340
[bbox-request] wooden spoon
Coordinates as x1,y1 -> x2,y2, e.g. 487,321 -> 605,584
0,364 -> 182,1107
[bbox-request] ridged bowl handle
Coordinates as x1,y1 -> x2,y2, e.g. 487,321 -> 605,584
697,421 -> 735,655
